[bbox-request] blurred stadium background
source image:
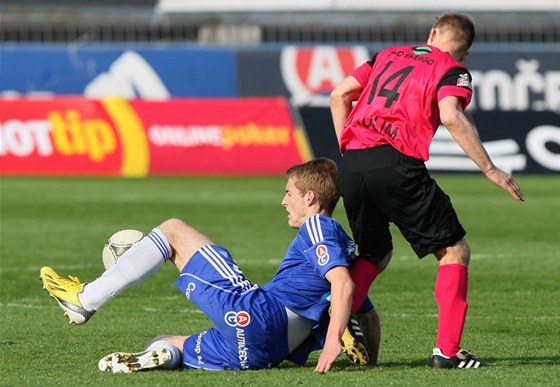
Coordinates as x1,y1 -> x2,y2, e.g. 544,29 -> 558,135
1,1 -> 558,44
1,4 -> 559,383
1,1 -> 559,175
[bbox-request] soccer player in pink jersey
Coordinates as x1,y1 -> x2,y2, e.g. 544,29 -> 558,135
330,11 -> 524,369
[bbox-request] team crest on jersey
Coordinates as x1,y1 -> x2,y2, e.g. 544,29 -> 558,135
413,46 -> 432,55
457,73 -> 472,88
225,311 -> 251,327
316,244 -> 330,266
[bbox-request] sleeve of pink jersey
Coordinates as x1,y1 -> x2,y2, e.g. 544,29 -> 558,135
350,62 -> 372,88
437,85 -> 472,110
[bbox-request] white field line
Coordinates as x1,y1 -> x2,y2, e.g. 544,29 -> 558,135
2,304 -> 557,323
142,307 -> 204,314
1,300 -> 204,315
0,263 -> 97,274
4,251 -> 543,275
4,301 -> 555,320
378,313 -> 560,321
0,260 -> 281,274
395,253 -> 523,261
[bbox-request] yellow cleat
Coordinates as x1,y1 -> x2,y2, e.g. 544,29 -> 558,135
341,312 -> 369,365
40,266 -> 95,325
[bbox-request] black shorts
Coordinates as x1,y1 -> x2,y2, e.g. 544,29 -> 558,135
336,146 -> 466,261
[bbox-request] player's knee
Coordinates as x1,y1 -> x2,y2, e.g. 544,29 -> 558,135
146,335 -> 173,347
454,238 -> 471,265
378,251 -> 392,273
158,218 -> 190,244
436,238 -> 470,266
159,218 -> 187,233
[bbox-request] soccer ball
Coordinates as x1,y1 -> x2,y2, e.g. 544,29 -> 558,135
102,229 -> 145,270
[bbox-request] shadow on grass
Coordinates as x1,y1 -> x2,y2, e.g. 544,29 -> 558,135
350,355 -> 560,369
274,358 -> 430,371
276,355 -> 560,372
483,356 -> 560,366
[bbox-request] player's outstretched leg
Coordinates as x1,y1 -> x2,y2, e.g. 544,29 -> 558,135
341,312 -> 369,365
40,267 -> 95,325
98,349 -> 173,373
431,348 -> 490,369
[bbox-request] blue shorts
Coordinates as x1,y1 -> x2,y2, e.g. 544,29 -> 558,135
175,245 -> 290,370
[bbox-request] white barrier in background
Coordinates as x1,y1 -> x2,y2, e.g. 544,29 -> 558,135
156,0 -> 560,13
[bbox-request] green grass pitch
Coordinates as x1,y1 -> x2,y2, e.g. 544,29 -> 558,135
1,174 -> 559,386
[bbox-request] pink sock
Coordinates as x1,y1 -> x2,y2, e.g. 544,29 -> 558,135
435,263 -> 469,357
349,257 -> 380,312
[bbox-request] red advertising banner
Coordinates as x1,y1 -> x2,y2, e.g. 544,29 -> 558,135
0,97 -> 311,176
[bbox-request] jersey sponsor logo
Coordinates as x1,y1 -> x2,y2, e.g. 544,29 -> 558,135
316,244 -> 330,266
391,49 -> 436,65
224,310 -> 252,327
223,312 -> 251,369
413,46 -> 432,55
194,331 -> 207,364
236,327 -> 249,369
457,73 -> 472,88
185,282 -> 196,300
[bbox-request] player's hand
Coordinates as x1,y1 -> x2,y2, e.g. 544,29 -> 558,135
485,168 -> 525,201
314,339 -> 343,373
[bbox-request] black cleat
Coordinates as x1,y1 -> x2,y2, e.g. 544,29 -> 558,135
431,348 -> 490,369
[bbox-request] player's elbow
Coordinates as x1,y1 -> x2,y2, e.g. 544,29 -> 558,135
440,108 -> 464,132
439,97 -> 467,130
327,267 -> 355,298
329,88 -> 346,109
330,85 -> 358,110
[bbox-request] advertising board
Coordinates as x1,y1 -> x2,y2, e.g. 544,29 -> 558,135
0,97 -> 310,176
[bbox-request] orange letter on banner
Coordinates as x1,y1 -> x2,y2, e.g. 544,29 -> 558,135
49,110 -> 87,156
84,120 -> 116,162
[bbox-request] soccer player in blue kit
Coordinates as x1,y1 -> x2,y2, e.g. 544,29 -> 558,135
40,158 -> 376,373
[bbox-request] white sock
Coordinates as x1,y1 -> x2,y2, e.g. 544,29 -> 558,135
146,340 -> 181,370
79,228 -> 172,311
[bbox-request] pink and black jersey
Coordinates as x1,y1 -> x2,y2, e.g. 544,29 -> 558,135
339,45 -> 473,161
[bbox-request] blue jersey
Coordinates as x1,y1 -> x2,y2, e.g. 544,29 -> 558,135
175,214 -> 357,370
262,214 -> 357,322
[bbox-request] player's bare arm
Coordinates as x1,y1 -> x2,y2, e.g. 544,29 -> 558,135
439,96 -> 525,201
315,266 -> 354,373
329,76 -> 362,141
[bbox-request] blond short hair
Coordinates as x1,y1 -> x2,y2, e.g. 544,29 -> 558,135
286,158 -> 340,215
433,12 -> 475,56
